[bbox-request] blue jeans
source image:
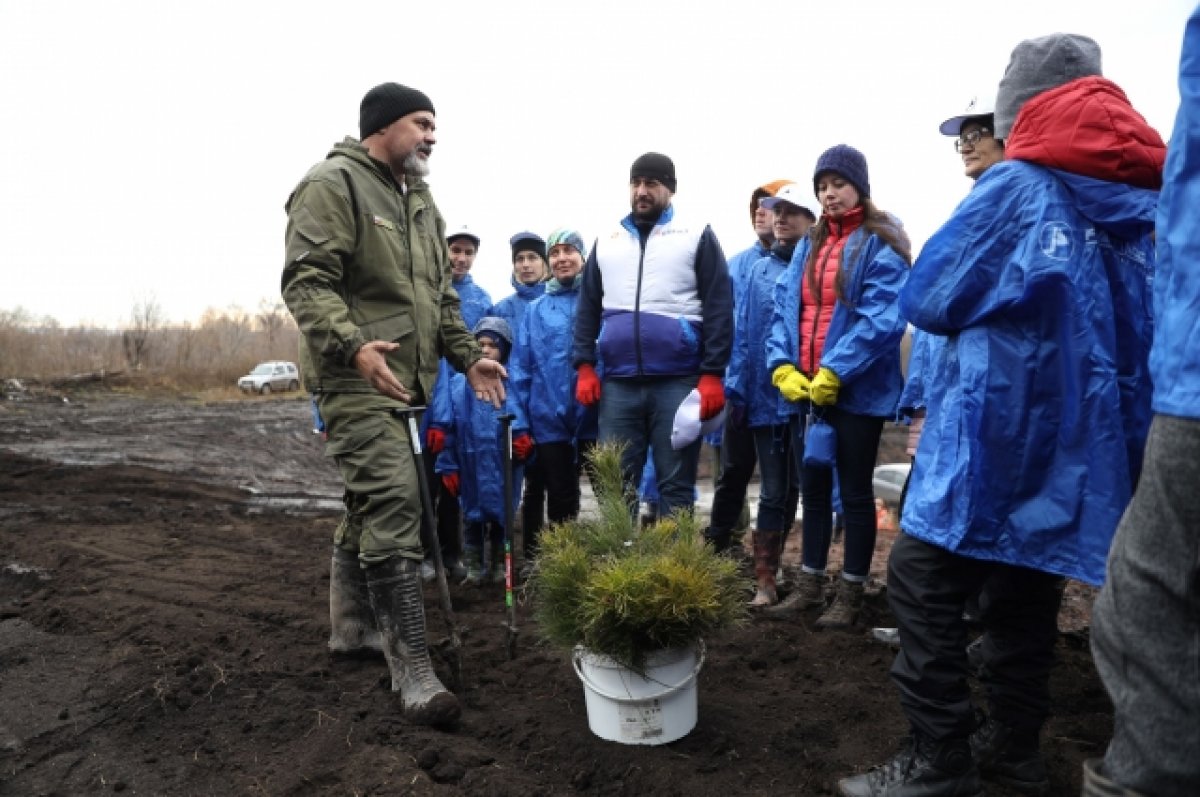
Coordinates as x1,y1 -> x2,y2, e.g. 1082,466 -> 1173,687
599,376 -> 701,516
752,424 -> 798,531
792,406 -> 884,580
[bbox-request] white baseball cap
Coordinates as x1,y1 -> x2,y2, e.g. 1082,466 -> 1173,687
671,389 -> 726,450
939,92 -> 997,136
760,182 -> 818,220
446,224 -> 480,247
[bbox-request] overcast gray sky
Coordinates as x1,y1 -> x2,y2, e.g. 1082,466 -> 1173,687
1,0 -> 1192,329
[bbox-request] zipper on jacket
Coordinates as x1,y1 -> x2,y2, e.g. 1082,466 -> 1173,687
634,229 -> 650,376
808,219 -> 840,376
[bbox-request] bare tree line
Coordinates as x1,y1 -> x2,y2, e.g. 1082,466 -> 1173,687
0,299 -> 300,389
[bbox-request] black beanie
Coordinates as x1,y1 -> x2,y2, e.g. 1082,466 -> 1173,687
813,144 -> 871,199
630,152 -> 677,192
509,231 -> 547,263
359,82 -> 435,140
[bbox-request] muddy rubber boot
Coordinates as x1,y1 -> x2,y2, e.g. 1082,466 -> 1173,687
837,735 -> 982,797
763,570 -> 826,620
969,715 -> 1048,794
327,548 -> 382,656
365,557 -> 461,729
1081,758 -> 1147,796
816,578 -> 865,630
748,529 -> 782,607
460,547 -> 483,586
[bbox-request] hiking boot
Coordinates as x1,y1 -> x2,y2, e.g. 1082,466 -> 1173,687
365,557 -> 461,729
459,547 -> 484,586
763,570 -> 826,620
837,736 -> 982,797
327,548 -> 383,656
749,529 -> 782,607
1082,758 -> 1146,796
970,716 -> 1049,794
816,578 -> 865,630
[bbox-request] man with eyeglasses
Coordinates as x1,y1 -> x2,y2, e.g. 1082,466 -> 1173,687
839,34 -> 1164,797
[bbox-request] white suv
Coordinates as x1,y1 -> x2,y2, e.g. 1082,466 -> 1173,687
238,361 -> 300,394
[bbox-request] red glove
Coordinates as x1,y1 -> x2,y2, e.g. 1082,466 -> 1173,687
441,472 -> 460,497
425,427 -> 445,455
512,433 -> 534,462
697,374 -> 726,421
576,363 -> 601,406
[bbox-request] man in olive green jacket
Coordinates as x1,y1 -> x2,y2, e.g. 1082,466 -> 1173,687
282,82 -> 506,729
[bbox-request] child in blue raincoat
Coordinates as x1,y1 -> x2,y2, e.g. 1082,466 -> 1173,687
435,317 -> 533,585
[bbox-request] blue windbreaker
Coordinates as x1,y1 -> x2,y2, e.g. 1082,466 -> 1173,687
429,275 -> 493,430
434,372 -> 525,525
726,247 -> 794,428
1151,14 -> 1200,421
727,240 -> 769,315
490,276 -> 546,333
765,229 -> 908,418
899,158 -> 1158,585
511,277 -> 599,445
897,327 -> 941,415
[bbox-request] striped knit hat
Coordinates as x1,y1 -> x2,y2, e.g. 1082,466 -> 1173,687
545,228 -> 588,260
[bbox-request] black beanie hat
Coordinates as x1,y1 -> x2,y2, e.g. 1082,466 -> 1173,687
359,82 -> 435,140
509,231 -> 547,263
813,144 -> 870,199
630,152 -> 677,192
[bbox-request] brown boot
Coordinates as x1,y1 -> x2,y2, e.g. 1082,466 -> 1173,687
763,570 -> 826,619
748,529 -> 783,607
328,548 -> 383,655
815,578 -> 864,629
1082,758 -> 1147,796
365,557 -> 461,728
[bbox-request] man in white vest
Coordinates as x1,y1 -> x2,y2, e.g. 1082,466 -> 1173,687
572,152 -> 733,516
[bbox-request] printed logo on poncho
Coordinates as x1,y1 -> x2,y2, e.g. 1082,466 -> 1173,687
1038,222 -> 1074,261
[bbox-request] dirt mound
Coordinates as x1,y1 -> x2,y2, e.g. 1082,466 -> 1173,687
0,395 -> 1111,795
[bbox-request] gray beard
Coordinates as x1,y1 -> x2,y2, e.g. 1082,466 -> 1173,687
403,151 -> 430,178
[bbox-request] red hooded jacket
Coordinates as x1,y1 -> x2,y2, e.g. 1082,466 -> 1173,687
1005,76 -> 1166,189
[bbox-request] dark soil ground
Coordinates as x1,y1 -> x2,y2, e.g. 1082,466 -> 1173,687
0,389 -> 1111,796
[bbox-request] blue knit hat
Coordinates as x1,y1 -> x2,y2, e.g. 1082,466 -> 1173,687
813,144 -> 870,199
546,228 -> 588,260
472,316 -> 513,363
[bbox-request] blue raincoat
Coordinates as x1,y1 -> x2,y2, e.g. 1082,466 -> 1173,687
490,276 -> 546,333
434,372 -> 526,525
726,248 -> 794,428
510,277 -> 599,445
429,275 -> 494,431
899,159 -> 1157,585
765,229 -> 909,418
1151,29 -> 1200,422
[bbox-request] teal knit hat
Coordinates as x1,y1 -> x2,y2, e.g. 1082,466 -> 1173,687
546,228 -> 587,260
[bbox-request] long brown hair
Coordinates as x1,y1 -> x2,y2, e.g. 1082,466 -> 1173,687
804,197 -> 911,306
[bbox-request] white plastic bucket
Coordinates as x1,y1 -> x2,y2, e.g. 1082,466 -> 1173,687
571,641 -> 705,745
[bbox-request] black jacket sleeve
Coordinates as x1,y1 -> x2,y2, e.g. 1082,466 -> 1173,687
572,244 -> 604,368
695,225 -> 733,375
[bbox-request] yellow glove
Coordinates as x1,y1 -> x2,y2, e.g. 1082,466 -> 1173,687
809,367 -> 841,406
772,364 -> 811,403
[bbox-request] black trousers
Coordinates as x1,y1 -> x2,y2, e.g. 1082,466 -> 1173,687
706,412 -> 758,542
526,440 -> 596,557
520,455 -> 546,546
887,533 -> 1063,741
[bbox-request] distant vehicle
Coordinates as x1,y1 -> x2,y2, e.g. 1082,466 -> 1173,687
873,462 -> 912,506
238,361 -> 300,395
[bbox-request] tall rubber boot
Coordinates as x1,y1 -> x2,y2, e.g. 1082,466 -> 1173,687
365,557 -> 461,728
749,529 -> 782,607
328,548 -> 382,656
